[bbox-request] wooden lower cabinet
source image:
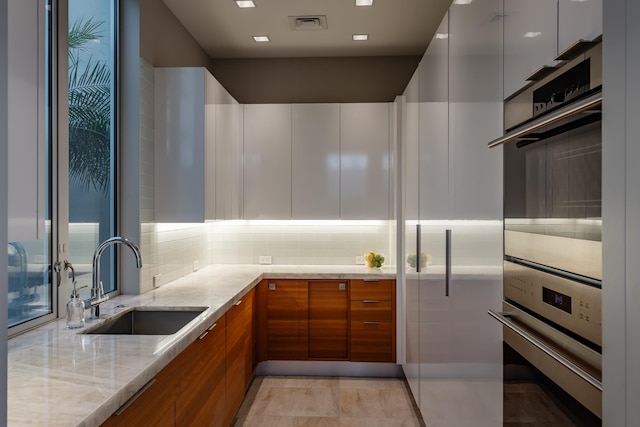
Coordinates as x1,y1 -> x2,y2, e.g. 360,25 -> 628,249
309,280 -> 348,359
259,280 -> 309,360
226,288 -> 255,425
258,279 -> 396,363
102,371 -> 177,427
349,279 -> 396,363
102,290 -> 257,427
176,315 -> 227,427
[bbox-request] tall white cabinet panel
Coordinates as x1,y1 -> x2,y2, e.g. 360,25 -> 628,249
215,83 -> 243,220
558,0 -> 602,55
418,23 -> 450,221
243,104 -> 292,219
291,104 -> 340,219
155,67 -> 215,222
340,103 -> 391,220
503,0 -> 558,99
7,0 -> 45,242
402,71 -> 421,407
401,3 -> 504,426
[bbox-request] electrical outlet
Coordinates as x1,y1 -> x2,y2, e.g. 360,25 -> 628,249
193,260 -> 199,271
153,274 -> 162,288
355,255 -> 365,265
259,255 -> 272,265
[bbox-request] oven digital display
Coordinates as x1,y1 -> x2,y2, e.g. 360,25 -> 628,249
542,287 -> 572,314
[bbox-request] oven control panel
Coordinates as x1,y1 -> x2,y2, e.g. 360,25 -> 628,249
504,260 -> 601,346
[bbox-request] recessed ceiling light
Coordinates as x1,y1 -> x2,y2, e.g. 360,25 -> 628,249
355,0 -> 374,6
523,31 -> 542,38
235,0 -> 255,8
435,33 -> 449,39
253,35 -> 270,42
352,34 -> 369,41
453,0 -> 473,4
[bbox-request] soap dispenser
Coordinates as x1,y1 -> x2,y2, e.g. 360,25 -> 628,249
67,281 -> 87,329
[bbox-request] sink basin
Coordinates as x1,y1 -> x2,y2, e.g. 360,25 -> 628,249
82,307 -> 207,335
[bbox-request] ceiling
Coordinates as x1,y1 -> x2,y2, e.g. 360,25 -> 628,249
161,0 -> 453,59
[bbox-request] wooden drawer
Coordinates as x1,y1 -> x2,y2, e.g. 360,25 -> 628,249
350,279 -> 393,301
350,300 -> 393,322
350,320 -> 394,363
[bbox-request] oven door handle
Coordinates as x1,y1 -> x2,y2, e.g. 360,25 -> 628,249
488,309 -> 602,391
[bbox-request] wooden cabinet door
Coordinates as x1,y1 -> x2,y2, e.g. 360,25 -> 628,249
261,280 -> 309,360
176,316 -> 227,427
309,281 -> 348,359
226,289 -> 254,424
105,357 -> 180,426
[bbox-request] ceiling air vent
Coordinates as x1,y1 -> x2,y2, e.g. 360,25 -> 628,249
289,15 -> 328,31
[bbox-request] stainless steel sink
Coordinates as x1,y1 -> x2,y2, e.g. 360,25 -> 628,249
82,306 -> 207,335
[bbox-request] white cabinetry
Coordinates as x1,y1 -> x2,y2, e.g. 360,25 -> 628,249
340,103 -> 391,220
291,104 -> 340,219
215,86 -> 243,220
242,103 -> 391,220
155,67 -> 241,222
243,104 -> 292,219
7,0 -> 45,241
504,0 -> 603,99
558,0 -> 602,55
503,0 -> 558,99
401,2 -> 504,425
155,67 -> 215,222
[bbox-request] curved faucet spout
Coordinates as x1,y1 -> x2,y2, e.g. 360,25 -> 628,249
90,236 -> 143,318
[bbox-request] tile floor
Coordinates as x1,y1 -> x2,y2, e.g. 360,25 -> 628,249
233,376 -> 425,427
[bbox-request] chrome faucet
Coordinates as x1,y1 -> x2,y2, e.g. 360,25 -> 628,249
90,236 -> 143,318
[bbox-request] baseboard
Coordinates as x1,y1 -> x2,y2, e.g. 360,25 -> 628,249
255,360 -> 403,377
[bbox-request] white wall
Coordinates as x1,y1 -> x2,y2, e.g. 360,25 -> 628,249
0,0 -> 9,422
602,0 -> 640,424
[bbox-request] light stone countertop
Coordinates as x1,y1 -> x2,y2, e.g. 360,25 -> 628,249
7,264 -> 396,427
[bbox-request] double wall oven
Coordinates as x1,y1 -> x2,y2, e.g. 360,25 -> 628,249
489,40 -> 603,424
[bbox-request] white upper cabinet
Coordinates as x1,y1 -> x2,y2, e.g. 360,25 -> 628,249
291,104 -> 340,219
243,104 -> 292,219
503,0 -> 558,99
418,15 -> 449,221
558,0 -> 602,55
340,103 -> 391,220
215,82 -> 243,220
7,0 -> 45,242
155,67 -> 217,222
449,0 -> 503,220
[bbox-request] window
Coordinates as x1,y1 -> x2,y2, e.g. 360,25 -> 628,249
8,0 -> 117,333
67,0 -> 117,300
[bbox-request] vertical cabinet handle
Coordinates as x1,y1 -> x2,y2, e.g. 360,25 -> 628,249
114,378 -> 157,416
445,229 -> 451,297
416,224 -> 422,273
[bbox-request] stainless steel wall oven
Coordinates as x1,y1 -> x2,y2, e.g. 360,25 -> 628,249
489,39 -> 603,424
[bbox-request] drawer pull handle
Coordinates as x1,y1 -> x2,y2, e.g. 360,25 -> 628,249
362,300 -> 380,303
207,323 -> 217,331
198,331 -> 209,340
234,300 -> 243,306
363,321 -> 380,325
114,378 -> 157,416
